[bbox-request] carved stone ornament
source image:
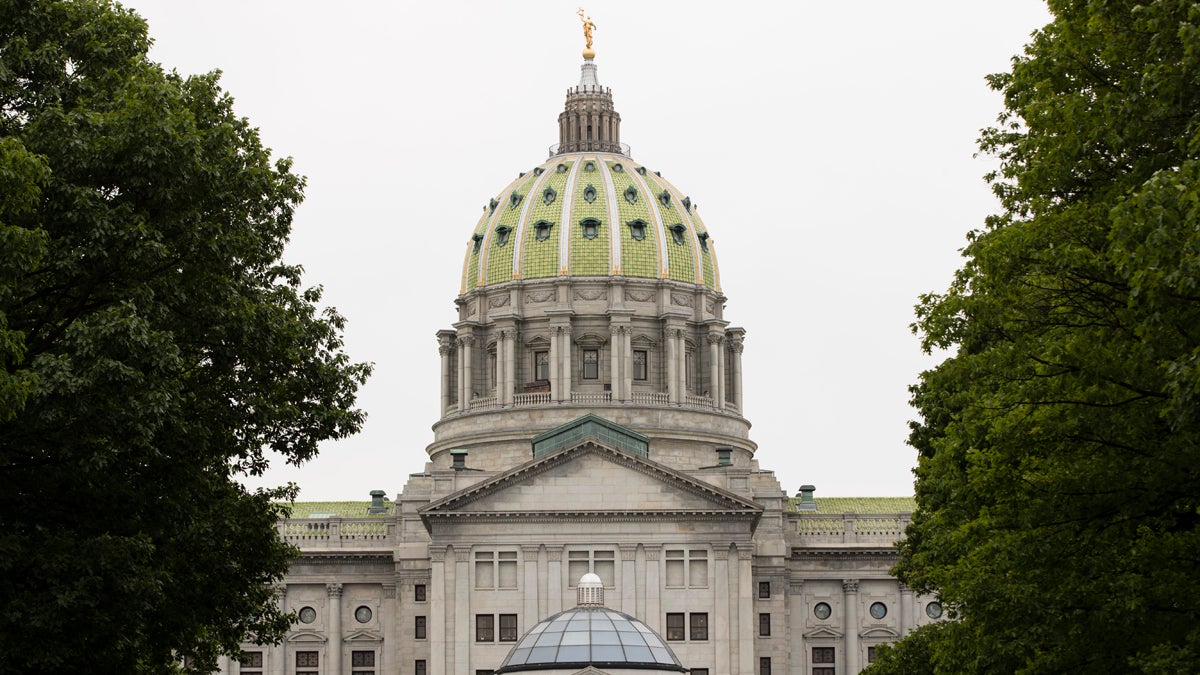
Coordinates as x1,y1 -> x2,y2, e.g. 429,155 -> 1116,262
466,304 -> 477,317
326,583 -> 344,597
843,579 -> 860,593
489,294 -> 511,308
670,293 -> 693,307
728,336 -> 745,354
705,298 -> 717,313
575,288 -> 607,301
527,289 -> 555,304
625,288 -> 655,303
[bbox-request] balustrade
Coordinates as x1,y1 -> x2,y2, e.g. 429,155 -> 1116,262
794,514 -> 911,545
277,518 -> 393,549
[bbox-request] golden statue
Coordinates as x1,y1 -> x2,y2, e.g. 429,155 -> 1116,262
577,8 -> 597,59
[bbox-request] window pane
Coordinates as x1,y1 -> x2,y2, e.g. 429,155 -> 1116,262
476,559 -> 494,589
633,350 -> 647,380
296,651 -> 319,667
689,559 -> 707,587
690,613 -> 708,641
416,615 -> 427,639
758,581 -> 771,599
499,560 -> 518,588
352,651 -> 375,667
665,560 -> 684,587
415,584 -> 426,602
759,613 -> 771,636
415,660 -> 427,675
813,647 -> 835,663
476,614 -> 495,642
666,613 -> 685,641
534,351 -> 549,380
500,614 -> 518,641
583,350 -> 598,379
595,559 -> 614,586
759,657 -> 771,675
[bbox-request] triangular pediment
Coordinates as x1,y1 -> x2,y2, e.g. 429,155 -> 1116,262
419,440 -> 762,526
804,625 -> 844,639
344,629 -> 383,643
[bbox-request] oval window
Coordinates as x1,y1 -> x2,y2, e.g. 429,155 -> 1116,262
813,602 -> 831,620
869,602 -> 888,620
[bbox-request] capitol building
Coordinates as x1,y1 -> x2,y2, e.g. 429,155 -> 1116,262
226,35 -> 936,675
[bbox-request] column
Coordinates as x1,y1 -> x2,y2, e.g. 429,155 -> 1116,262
622,328 -> 633,401
523,545 -> 540,629
619,545 -> 637,615
495,333 -> 506,403
438,331 -> 454,415
270,585 -> 286,675
457,335 -> 475,410
430,546 -> 447,675
326,583 -> 343,675
665,328 -> 678,404
728,330 -> 744,412
844,579 -> 860,674
644,545 -> 661,633
559,326 -> 573,401
736,546 -> 754,675
635,544 -> 647,619
717,337 -> 727,410
380,584 -> 397,675
548,326 -> 560,402
609,325 -> 622,401
707,333 -> 721,405
713,546 -> 731,674
505,329 -> 516,405
676,331 -> 687,400
455,548 -> 471,675
547,546 -> 564,615
899,583 -> 914,636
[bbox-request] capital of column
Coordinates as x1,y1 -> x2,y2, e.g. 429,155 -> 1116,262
842,579 -> 860,594
457,335 -> 475,347
382,584 -> 397,599
642,545 -> 661,561
735,544 -> 754,561
326,583 -> 344,598
899,582 -> 913,594
454,547 -> 471,563
438,344 -> 453,356
521,544 -> 541,557
429,545 -> 448,563
706,333 -> 724,345
728,335 -> 745,353
618,545 -> 638,559
545,545 -> 565,557
713,547 -> 731,561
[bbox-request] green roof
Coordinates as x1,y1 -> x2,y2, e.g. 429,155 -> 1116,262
790,497 -> 916,514
280,501 -> 385,518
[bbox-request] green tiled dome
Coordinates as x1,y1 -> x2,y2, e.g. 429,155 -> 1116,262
460,153 -> 721,294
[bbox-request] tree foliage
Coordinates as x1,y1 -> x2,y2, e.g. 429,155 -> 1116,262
869,2 -> 1200,673
0,1 -> 371,672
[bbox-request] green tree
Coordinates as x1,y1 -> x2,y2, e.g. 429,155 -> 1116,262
868,2 -> 1200,673
0,1 -> 370,672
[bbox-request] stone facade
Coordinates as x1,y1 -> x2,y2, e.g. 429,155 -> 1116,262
220,55 -> 936,675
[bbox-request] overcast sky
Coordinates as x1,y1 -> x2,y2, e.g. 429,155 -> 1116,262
122,1 -> 1052,501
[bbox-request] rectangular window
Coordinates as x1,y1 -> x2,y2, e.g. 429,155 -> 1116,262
296,651 -> 318,675
582,349 -> 599,379
813,647 -> 835,663
665,549 -> 708,588
415,615 -> 427,640
240,651 -> 263,675
814,669 -> 835,675
868,646 -> 878,663
351,649 -> 375,675
476,671 -> 495,675
666,613 -> 685,641
758,581 -> 771,599
691,670 -> 709,675
633,350 -> 648,380
759,657 -> 772,675
476,614 -> 495,642
534,351 -> 549,381
415,660 -> 427,675
499,614 -> 518,642
476,551 -> 518,589
689,612 -> 708,641
759,612 -> 771,637
414,584 -> 426,602
568,549 -> 614,586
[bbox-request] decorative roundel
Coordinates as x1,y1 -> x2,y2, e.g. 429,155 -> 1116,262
926,601 -> 943,619
869,602 -> 888,620
355,605 -> 373,623
298,606 -> 317,624
813,602 -> 831,620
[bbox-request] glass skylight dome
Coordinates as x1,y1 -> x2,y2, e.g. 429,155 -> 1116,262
494,574 -> 688,673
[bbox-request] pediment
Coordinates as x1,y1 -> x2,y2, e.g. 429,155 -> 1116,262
419,441 -> 762,525
286,630 -> 327,644
803,625 -> 844,639
344,629 -> 383,643
861,626 -> 901,639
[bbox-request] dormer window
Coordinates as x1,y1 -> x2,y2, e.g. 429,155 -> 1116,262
584,161 -> 596,172
658,190 -> 671,207
669,224 -> 686,245
543,187 -> 557,205
682,196 -> 692,212
580,218 -> 601,240
509,192 -> 523,209
495,225 -> 512,247
556,163 -> 569,174
624,186 -> 638,204
533,167 -> 545,176
583,184 -> 597,203
472,233 -> 484,253
489,198 -> 498,213
636,167 -> 647,175
534,221 -> 554,242
698,231 -> 709,251
628,220 -> 647,241
612,163 -> 624,173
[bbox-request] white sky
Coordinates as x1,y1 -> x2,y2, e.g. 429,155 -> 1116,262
123,1 -> 1051,501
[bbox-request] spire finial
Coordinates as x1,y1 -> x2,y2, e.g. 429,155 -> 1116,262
577,8 -> 597,60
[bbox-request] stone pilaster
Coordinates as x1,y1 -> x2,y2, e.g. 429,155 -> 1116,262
326,583 -> 343,675
454,547 -> 471,675
429,546 -> 448,675
643,545 -> 661,633
713,546 -> 731,674
727,328 -> 745,412
619,544 -> 638,615
844,579 -> 860,674
736,545 -> 754,674
546,546 -> 564,615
